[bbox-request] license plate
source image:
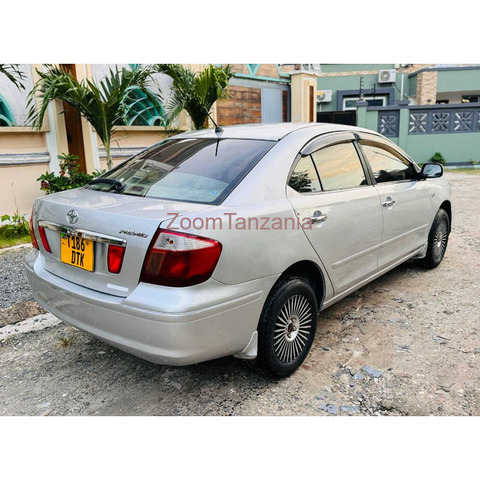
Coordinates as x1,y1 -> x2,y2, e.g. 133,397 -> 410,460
60,234 -> 94,271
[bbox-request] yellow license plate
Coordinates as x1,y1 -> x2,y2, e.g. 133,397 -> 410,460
60,234 -> 94,271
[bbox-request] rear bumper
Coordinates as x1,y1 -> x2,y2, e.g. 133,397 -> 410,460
24,250 -> 277,366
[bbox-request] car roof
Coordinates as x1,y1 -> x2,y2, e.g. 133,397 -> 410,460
176,122 -> 371,141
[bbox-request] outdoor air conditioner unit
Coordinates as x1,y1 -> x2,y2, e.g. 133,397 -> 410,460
378,69 -> 396,83
317,90 -> 333,103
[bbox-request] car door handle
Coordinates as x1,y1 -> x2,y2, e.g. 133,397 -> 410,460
311,211 -> 328,224
382,197 -> 396,208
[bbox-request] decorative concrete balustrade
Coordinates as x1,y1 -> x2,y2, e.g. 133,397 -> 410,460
356,101 -> 480,166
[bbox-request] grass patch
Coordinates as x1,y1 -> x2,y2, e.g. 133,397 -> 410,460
1,337 -> 13,347
57,332 -> 80,348
0,233 -> 31,249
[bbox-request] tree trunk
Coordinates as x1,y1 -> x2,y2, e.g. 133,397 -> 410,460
193,116 -> 208,130
104,141 -> 112,170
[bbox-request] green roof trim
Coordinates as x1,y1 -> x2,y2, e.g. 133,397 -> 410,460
234,73 -> 290,84
247,64 -> 261,75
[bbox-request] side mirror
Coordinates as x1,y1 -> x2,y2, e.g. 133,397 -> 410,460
421,163 -> 443,179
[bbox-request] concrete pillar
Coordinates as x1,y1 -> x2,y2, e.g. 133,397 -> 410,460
290,71 -> 318,122
416,71 -> 437,105
355,101 -> 368,127
397,100 -> 410,150
31,64 -> 68,175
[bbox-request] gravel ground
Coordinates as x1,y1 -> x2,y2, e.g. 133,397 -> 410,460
0,246 -> 33,309
0,247 -> 46,327
0,172 -> 479,416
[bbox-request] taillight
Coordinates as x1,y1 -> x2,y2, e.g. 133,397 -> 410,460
38,225 -> 51,253
108,244 -> 126,274
140,229 -> 222,287
29,206 -> 39,250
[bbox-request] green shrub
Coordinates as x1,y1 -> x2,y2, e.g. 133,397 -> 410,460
0,212 -> 30,238
430,152 -> 446,165
37,153 -> 104,194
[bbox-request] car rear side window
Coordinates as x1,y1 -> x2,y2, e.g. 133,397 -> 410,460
360,141 -> 415,183
311,142 -> 367,191
288,156 -> 322,193
87,138 -> 275,205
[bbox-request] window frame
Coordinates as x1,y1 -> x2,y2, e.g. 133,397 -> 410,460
461,94 -> 479,104
287,154 -> 323,194
343,95 -> 387,111
357,137 -> 420,185
287,133 -> 374,195
88,137 -> 276,206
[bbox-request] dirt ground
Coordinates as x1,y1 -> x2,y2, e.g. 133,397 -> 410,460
0,172 -> 478,416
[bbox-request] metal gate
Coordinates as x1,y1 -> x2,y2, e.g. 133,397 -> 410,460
316,110 -> 356,126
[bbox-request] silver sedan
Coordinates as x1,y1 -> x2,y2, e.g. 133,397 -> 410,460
25,123 -> 451,377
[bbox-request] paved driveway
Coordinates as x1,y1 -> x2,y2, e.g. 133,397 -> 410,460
0,172 -> 479,415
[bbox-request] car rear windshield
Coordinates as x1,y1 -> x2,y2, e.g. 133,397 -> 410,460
87,138 -> 275,205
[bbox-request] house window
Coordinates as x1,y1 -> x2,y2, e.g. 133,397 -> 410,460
436,100 -> 449,105
343,95 -> 387,111
0,94 -> 16,126
462,95 -> 479,103
301,64 -> 321,73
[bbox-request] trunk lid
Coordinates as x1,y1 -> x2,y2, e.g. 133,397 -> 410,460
35,188 -> 212,297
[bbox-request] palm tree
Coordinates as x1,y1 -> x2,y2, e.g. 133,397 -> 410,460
154,64 -> 233,130
27,65 -> 158,169
0,64 -> 25,90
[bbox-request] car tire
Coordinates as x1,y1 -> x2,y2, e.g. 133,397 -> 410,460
249,276 -> 318,379
415,208 -> 450,269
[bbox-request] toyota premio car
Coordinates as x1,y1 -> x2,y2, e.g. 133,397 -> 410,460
25,123 -> 451,378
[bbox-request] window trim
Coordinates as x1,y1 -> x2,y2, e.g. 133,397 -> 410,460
353,140 -> 377,186
355,132 -> 419,169
357,139 -> 419,185
288,130 -> 422,196
288,138 -> 373,195
300,131 -> 355,156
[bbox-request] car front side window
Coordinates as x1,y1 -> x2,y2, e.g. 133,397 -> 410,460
360,141 -> 415,183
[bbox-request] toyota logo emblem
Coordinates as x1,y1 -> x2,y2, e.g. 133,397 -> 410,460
66,210 -> 79,224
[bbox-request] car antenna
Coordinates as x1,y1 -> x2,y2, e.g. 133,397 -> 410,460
204,107 -> 223,133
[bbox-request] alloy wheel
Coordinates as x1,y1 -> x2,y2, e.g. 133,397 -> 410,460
273,294 -> 313,363
432,219 -> 448,262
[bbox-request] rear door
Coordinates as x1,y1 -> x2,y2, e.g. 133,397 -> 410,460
287,133 -> 384,295
357,135 -> 432,269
